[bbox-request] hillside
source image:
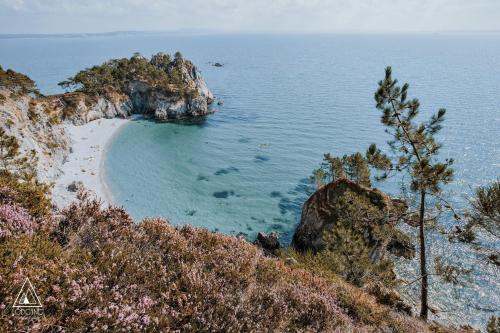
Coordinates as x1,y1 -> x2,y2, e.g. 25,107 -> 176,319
0,63 -> 479,333
0,191 -> 475,332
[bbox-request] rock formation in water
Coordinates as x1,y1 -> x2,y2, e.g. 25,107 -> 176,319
56,52 -> 215,124
292,178 -> 415,262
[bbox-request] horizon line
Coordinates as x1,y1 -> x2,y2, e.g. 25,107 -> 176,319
2,29 -> 500,39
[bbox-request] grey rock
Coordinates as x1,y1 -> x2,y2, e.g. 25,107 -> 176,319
387,231 -> 416,259
254,232 -> 280,255
67,181 -> 85,193
285,257 -> 298,266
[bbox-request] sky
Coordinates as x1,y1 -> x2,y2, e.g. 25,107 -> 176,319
0,0 -> 499,34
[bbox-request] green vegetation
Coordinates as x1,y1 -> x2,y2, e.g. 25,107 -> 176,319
285,191 -> 397,287
450,180 -> 500,266
368,67 -> 454,320
0,65 -> 40,97
58,52 -> 191,96
0,190 -> 471,332
315,67 -> 458,321
0,128 -> 51,217
487,316 -> 500,333
28,99 -> 39,121
313,152 -> 372,188
468,180 -> 500,239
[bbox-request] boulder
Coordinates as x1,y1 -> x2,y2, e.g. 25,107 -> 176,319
254,232 -> 280,255
387,230 -> 416,259
67,181 -> 85,193
292,179 -> 413,261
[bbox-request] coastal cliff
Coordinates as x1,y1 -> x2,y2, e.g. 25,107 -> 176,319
0,52 -> 215,183
0,67 -> 70,182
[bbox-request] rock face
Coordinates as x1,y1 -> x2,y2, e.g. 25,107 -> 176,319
45,92 -> 132,126
67,181 -> 85,193
0,87 -> 70,182
292,179 -> 414,261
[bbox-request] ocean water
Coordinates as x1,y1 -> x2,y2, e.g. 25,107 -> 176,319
1,33 -> 499,329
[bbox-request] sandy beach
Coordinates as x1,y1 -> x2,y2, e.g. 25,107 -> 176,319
52,118 -> 130,208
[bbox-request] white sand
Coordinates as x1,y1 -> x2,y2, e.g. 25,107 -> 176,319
52,118 -> 130,208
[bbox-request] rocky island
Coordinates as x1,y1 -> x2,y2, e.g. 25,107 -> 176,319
55,52 -> 215,124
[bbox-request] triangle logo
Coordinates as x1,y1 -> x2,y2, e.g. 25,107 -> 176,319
13,278 -> 43,308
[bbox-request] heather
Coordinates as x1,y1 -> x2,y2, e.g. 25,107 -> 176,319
0,190 -> 477,332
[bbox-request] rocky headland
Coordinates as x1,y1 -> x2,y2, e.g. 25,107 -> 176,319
55,52 -> 215,124
0,52 -> 215,202
293,178 -> 416,261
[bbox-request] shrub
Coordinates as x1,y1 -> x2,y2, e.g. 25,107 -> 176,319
0,129 -> 52,218
0,203 -> 38,239
0,175 -> 51,218
58,52 -> 191,96
0,66 -> 40,96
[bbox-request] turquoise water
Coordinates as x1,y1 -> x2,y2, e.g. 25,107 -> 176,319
1,33 -> 499,328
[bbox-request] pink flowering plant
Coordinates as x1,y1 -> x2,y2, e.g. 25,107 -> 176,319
0,192 -> 473,332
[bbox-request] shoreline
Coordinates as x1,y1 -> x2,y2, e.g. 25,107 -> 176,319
52,118 -> 131,208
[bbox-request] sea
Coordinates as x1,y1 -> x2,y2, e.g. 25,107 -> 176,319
1,32 -> 499,329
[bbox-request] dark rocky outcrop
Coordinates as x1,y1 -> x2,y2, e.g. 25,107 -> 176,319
254,231 -> 280,255
67,181 -> 85,193
292,179 -> 414,261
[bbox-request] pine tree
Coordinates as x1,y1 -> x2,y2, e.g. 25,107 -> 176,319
367,67 -> 454,320
313,152 -> 371,188
468,180 -> 500,238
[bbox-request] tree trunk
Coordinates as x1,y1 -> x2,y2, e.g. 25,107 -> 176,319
419,190 -> 428,320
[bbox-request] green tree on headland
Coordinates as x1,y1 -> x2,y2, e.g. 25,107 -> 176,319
0,66 -> 40,97
314,67 -> 458,320
58,52 -> 190,96
313,152 -> 372,188
367,67 -> 454,320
